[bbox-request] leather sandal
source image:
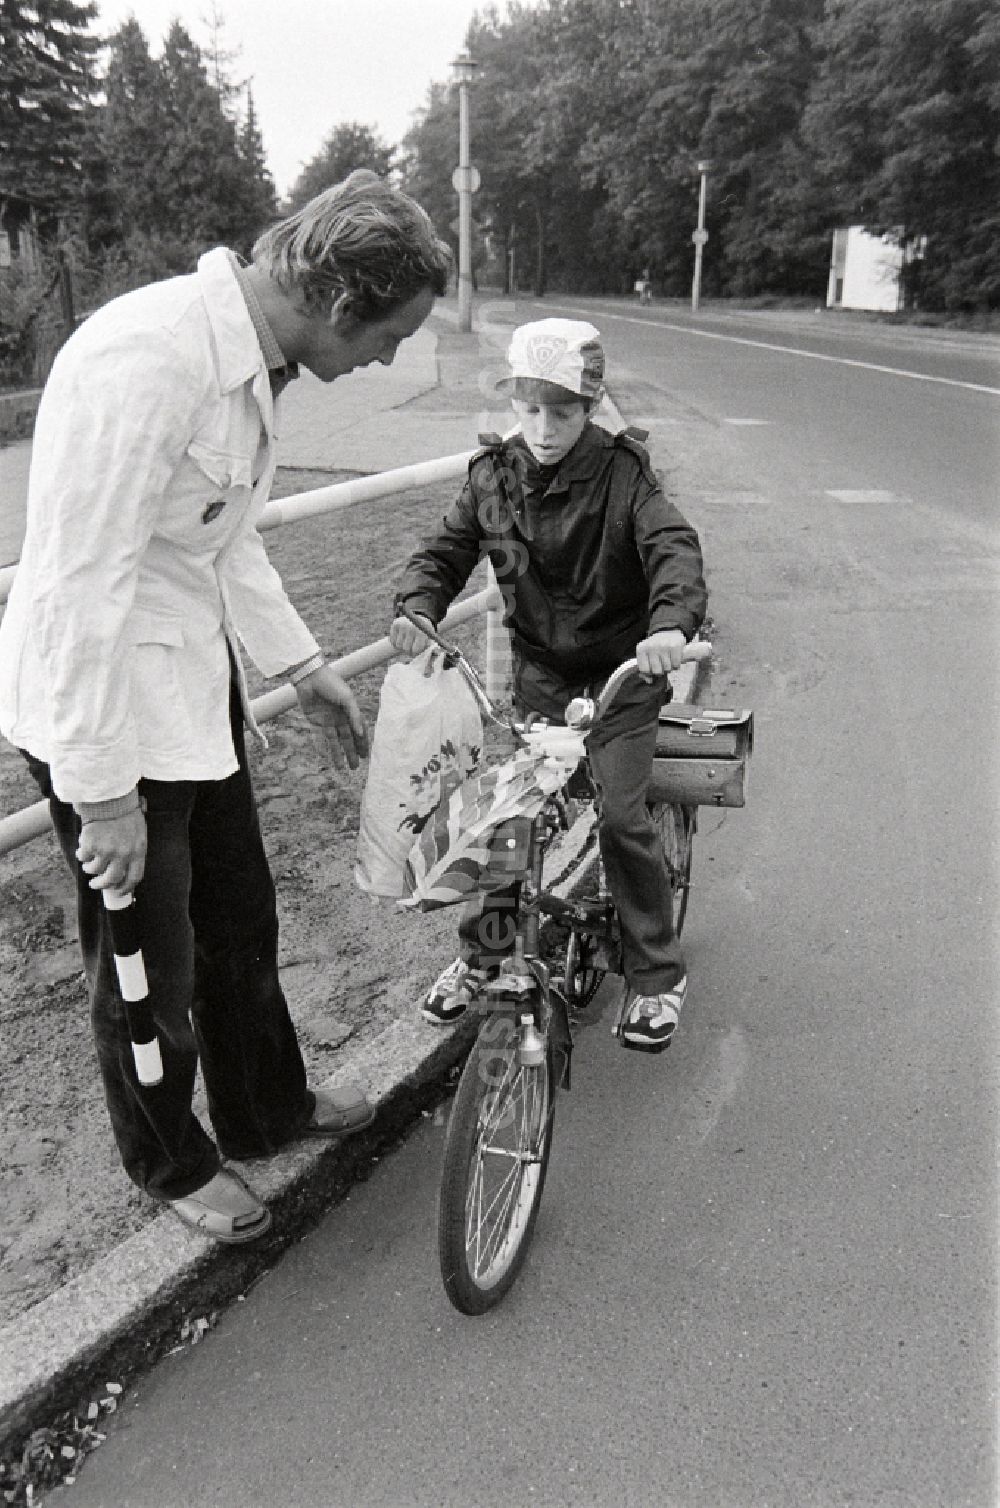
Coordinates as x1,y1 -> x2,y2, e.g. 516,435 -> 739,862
168,1168 -> 271,1244
299,1083 -> 376,1138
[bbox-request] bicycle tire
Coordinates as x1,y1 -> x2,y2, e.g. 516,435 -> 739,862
438,1015 -> 555,1315
650,801 -> 695,937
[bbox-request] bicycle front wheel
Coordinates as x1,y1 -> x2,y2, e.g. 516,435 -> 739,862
438,1015 -> 555,1315
650,801 -> 696,937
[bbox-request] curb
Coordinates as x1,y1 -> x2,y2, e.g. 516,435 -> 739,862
0,659 -> 703,1455
0,1013 -> 476,1449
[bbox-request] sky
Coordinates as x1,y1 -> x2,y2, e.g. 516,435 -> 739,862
93,1 -> 497,197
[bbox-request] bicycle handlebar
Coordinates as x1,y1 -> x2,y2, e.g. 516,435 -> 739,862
396,602 -> 712,742
397,603 -> 513,730
585,642 -> 713,727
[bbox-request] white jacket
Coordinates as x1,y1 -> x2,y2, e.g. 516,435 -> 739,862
0,249 -> 319,806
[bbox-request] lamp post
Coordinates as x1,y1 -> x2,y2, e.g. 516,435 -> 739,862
451,51 -> 480,333
691,159 -> 712,313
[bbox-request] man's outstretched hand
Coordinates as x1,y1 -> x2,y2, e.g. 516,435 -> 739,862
294,664 -> 369,770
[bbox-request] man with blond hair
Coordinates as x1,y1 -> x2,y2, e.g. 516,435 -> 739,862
0,171 -> 450,1243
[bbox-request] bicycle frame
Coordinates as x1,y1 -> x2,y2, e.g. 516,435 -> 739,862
479,770 -> 620,1094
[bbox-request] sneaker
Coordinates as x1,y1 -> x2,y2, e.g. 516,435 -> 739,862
620,977 -> 688,1054
421,958 -> 488,1026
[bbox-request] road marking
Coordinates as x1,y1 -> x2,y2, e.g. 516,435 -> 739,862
724,417 -> 772,426
826,489 -> 900,503
544,304 -> 1000,397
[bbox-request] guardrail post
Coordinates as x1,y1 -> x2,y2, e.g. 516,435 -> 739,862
484,562 -> 511,703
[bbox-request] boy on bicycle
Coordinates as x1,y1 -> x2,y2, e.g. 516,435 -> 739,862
389,318 -> 706,1052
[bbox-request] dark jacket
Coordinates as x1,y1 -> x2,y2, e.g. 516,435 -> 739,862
395,423 -> 707,682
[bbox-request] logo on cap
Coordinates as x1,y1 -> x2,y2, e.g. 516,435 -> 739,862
524,334 -> 569,376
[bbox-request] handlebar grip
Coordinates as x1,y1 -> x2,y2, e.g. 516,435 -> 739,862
102,889 -> 164,1087
594,641 -> 714,722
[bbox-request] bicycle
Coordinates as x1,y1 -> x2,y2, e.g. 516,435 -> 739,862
399,609 -> 711,1314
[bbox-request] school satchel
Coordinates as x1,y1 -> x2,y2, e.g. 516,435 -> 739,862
648,703 -> 754,808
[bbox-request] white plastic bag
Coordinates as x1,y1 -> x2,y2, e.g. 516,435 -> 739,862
355,648 -> 483,898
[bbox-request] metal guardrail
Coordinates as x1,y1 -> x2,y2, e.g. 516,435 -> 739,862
0,450 -> 478,606
0,449 -> 510,859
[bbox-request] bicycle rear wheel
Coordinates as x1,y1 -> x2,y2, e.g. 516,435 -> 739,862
438,1015 -> 555,1315
650,801 -> 696,937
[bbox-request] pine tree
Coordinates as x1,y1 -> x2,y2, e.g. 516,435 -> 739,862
201,0 -> 244,115
156,21 -> 262,244
98,17 -> 172,239
239,84 -> 277,229
0,0 -> 101,210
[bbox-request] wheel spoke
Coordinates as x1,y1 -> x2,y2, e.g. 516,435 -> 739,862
439,1017 -> 555,1311
462,1052 -> 548,1284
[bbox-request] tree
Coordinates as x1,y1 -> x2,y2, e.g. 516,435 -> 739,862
200,0 -> 244,113
286,123 -> 394,211
96,17 -> 172,240
81,16 -> 277,286
0,0 -> 101,211
371,0 -> 1000,306
582,0 -> 829,298
803,0 -> 1000,309
399,81 -> 459,240
402,2 -> 633,297
157,20 -> 254,242
239,84 -> 277,229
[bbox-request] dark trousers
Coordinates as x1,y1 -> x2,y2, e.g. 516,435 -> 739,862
24,679 -> 310,1200
459,659 -> 685,995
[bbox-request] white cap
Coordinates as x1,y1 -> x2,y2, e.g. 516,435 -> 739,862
496,318 -> 605,402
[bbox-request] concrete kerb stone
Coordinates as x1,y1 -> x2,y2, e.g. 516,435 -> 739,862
0,1012 -> 477,1450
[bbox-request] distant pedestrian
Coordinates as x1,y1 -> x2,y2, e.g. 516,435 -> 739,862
0,172 -> 451,1243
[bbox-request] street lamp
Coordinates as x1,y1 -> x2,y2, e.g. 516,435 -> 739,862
451,50 -> 480,332
691,159 -> 712,313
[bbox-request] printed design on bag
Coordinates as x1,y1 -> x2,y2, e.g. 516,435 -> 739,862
354,650 -> 485,900
400,746 -> 579,912
399,738 -> 482,834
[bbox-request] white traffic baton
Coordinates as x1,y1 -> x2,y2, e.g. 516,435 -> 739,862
102,888 -> 164,1086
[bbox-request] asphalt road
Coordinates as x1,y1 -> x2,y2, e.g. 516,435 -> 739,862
66,308 -> 999,1508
